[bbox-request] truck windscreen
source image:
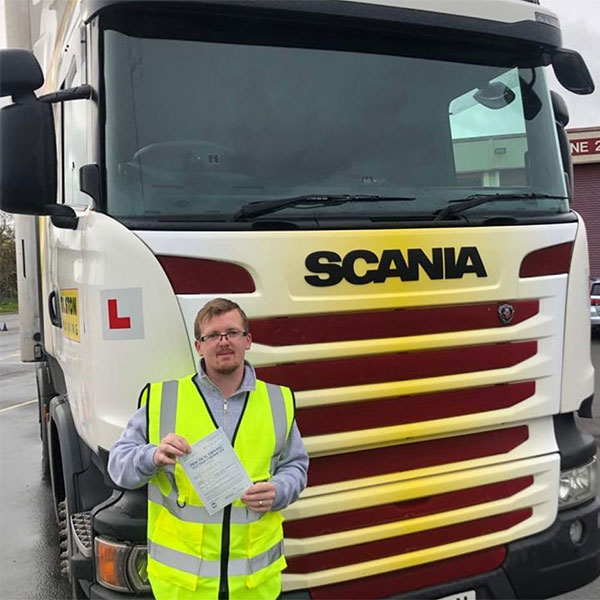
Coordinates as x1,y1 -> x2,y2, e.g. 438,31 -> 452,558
103,22 -> 567,226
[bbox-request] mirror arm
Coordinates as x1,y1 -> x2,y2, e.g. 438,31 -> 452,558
45,204 -> 79,230
38,85 -> 93,104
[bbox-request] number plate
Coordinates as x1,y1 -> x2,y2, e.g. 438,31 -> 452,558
436,591 -> 476,600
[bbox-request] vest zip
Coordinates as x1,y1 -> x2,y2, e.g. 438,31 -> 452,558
191,375 -> 219,429
218,504 -> 232,600
218,392 -> 249,600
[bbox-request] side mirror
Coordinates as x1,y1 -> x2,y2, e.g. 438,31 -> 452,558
0,49 -> 44,99
0,49 -> 76,227
550,90 -> 569,128
0,100 -> 58,215
552,49 -> 595,95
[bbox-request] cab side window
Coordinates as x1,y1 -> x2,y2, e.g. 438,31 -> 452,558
61,58 -> 90,207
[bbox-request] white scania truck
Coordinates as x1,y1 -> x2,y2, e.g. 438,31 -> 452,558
1,0 -> 598,598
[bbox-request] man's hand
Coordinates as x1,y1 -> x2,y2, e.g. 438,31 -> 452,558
241,482 -> 276,513
153,433 -> 192,466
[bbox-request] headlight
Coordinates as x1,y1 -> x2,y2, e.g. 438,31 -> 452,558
558,457 -> 598,510
95,538 -> 151,592
128,545 -> 151,592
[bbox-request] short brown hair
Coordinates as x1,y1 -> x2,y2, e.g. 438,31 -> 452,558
194,298 -> 249,340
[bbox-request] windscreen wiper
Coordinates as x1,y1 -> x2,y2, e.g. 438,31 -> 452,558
228,194 -> 415,221
434,193 -> 568,221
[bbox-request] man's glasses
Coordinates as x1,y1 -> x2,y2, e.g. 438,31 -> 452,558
199,330 -> 248,344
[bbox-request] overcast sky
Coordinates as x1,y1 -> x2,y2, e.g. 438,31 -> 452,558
0,0 -> 4,52
541,0 -> 600,128
0,0 -> 598,127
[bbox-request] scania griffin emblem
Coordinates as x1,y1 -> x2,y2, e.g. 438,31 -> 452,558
498,303 -> 515,325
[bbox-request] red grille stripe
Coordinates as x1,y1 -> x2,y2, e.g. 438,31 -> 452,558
309,546 -> 507,600
287,508 -> 531,574
307,426 -> 529,486
251,301 -> 539,345
156,255 -> 255,293
284,476 -> 533,538
296,381 -> 535,436
256,341 -> 537,392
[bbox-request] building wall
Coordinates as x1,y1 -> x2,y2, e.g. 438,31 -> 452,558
572,163 -> 600,279
569,127 -> 600,280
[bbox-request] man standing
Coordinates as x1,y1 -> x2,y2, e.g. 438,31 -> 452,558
108,298 -> 309,600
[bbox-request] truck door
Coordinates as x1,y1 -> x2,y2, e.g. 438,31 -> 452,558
41,32 -> 92,437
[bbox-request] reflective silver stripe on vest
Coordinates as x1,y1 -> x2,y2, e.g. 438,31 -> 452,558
229,539 -> 284,576
148,539 -> 219,577
160,380 -> 179,438
160,380 -> 179,498
265,383 -> 288,475
148,539 -> 283,578
148,483 -> 261,524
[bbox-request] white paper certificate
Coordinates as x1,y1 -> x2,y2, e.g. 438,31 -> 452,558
179,428 -> 253,515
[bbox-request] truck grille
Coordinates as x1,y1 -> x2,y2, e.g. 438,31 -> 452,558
252,299 -> 558,596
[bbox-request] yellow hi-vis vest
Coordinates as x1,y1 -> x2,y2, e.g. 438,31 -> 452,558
142,375 -> 295,600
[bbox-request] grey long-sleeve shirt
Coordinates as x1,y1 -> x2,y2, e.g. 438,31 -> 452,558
107,361 -> 308,511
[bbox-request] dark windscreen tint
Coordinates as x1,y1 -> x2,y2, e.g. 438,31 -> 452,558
103,24 -> 567,224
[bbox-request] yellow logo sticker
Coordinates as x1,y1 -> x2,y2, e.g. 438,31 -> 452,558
60,289 -> 80,342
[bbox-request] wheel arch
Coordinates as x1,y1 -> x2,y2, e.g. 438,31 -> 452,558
48,395 -> 84,517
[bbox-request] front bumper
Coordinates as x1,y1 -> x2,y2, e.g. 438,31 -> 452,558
503,495 -> 600,598
88,581 -> 153,599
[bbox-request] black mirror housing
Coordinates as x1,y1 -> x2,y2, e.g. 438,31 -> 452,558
0,100 -> 58,214
551,90 -> 570,128
552,49 -> 595,95
0,49 -> 44,98
0,48 -> 78,228
0,48 -> 56,215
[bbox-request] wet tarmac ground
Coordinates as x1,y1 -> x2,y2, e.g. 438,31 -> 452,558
0,402 -> 71,599
0,313 -> 71,599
